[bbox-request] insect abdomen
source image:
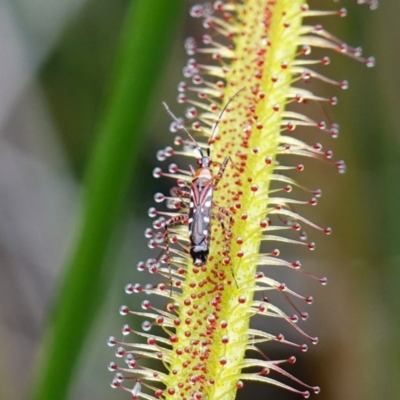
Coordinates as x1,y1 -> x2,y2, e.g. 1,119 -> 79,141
189,179 -> 213,266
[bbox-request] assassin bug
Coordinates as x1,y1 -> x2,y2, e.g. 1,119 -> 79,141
160,88 -> 245,268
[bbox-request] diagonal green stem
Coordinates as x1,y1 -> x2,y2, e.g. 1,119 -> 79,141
30,1 -> 184,400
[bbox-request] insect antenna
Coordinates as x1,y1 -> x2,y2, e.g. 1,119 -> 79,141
208,87 -> 246,153
162,102 -> 203,156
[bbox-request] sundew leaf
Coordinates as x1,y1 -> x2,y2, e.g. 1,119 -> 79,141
107,1 -> 376,400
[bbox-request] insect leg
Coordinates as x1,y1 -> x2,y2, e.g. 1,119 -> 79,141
171,187 -> 190,200
157,214 -> 188,292
213,204 -> 233,228
213,207 -> 238,288
188,165 -> 196,176
170,187 -> 190,210
213,157 -> 230,187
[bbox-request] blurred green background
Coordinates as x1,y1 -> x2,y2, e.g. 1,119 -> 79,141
0,1 -> 398,400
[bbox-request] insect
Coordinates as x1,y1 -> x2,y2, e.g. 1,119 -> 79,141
161,88 -> 244,268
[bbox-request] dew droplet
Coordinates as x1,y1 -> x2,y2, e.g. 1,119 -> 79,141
178,81 -> 188,92
301,312 -> 309,320
115,372 -> 124,382
110,379 -> 120,389
219,356 -> 227,365
305,296 -> 313,304
319,277 -> 328,286
119,305 -> 129,315
313,386 -> 321,394
292,260 -> 301,269
108,362 -> 117,371
137,261 -> 146,272
122,324 -> 131,335
156,150 -> 166,161
115,347 -> 125,357
321,56 -> 330,65
290,314 -> 299,323
366,56 -> 375,68
311,336 -> 319,345
309,197 -> 317,206
302,45 -> 311,55
340,80 -> 349,90
125,284 -> 134,294
154,192 -> 165,203
141,300 -> 151,310
152,168 -> 162,178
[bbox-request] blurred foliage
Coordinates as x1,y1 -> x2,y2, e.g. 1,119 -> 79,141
31,1 -> 184,400
41,0 -> 129,176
